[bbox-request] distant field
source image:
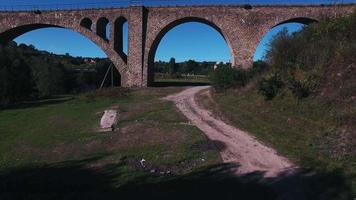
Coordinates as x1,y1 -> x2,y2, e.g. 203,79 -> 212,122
155,78 -> 210,83
155,73 -> 210,84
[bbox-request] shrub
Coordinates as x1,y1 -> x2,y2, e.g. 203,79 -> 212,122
209,61 -> 269,92
170,72 -> 183,79
258,73 -> 284,100
287,79 -> 311,99
209,64 -> 249,91
248,61 -> 269,78
260,11 -> 356,101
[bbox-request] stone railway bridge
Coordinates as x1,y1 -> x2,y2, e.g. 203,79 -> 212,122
0,5 -> 354,87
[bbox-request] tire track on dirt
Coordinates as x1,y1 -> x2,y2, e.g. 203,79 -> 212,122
164,86 -> 295,177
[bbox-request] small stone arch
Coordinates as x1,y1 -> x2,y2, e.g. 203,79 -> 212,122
147,17 -> 234,86
114,16 -> 128,62
97,17 -> 110,41
80,17 -> 92,30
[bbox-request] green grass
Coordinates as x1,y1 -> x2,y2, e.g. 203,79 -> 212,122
1,87 -> 354,199
155,74 -> 210,85
210,89 -> 356,195
0,87 -> 220,181
155,78 -> 210,84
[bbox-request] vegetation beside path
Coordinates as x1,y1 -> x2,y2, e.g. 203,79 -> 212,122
206,11 -> 356,196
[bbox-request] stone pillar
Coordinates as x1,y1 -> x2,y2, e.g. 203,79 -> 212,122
233,28 -> 261,69
126,6 -> 146,87
234,44 -> 254,69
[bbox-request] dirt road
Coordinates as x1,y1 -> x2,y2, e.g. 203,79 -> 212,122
164,86 -> 294,177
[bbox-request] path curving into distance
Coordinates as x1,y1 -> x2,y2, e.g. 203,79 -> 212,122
164,86 -> 295,177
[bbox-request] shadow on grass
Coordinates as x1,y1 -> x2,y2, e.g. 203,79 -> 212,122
0,96 -> 74,111
151,81 -> 210,87
1,156 -> 353,200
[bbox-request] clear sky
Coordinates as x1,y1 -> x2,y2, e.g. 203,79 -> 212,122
7,0 -> 346,62
15,24 -> 128,58
14,21 -> 303,62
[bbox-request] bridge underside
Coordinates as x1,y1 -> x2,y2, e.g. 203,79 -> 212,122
0,5 -> 354,87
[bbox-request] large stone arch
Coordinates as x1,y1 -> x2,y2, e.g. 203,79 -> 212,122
0,19 -> 127,85
251,16 -> 319,62
146,17 -> 235,86
273,17 -> 318,28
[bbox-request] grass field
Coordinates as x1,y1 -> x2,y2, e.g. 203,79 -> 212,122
0,87 -> 235,199
154,74 -> 210,87
0,87 -> 300,200
1,86 -> 355,199
200,88 -> 356,197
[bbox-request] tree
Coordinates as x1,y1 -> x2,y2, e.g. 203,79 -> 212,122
30,57 -> 66,98
0,43 -> 34,105
186,60 -> 199,74
168,57 -> 178,75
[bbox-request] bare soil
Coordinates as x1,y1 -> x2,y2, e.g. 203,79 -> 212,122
164,86 -> 295,177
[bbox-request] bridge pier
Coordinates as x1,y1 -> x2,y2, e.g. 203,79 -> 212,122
126,6 -> 147,87
233,30 -> 261,69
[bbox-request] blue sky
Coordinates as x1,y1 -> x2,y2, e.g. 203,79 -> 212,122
14,21 -> 303,62
7,0 -> 340,62
15,24 -> 128,58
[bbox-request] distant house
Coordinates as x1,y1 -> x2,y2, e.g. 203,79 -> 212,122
84,58 -> 96,64
213,62 -> 220,70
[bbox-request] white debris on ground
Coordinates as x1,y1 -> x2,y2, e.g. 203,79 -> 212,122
140,159 -> 146,168
99,109 -> 118,132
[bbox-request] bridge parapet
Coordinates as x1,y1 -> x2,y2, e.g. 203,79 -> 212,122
0,0 -> 353,11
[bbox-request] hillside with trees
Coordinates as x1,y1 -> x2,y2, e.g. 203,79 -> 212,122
0,42 -> 120,106
208,11 -> 356,197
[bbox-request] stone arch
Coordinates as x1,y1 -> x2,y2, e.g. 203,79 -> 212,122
0,23 -> 124,86
114,16 -> 128,62
97,17 -> 110,41
0,24 -> 60,44
80,17 -> 92,30
146,17 -> 234,86
252,17 -> 319,62
273,17 -> 318,28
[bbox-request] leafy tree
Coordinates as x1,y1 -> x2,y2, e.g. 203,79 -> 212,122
0,42 -> 34,105
168,57 -> 178,75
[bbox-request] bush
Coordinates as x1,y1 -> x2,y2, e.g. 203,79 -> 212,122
287,79 -> 311,99
248,61 -> 269,78
260,11 -> 356,101
209,61 -> 269,92
258,73 -> 284,100
170,72 -> 183,79
209,64 -> 249,91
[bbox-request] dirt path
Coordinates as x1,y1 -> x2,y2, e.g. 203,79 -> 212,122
164,86 -> 295,177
